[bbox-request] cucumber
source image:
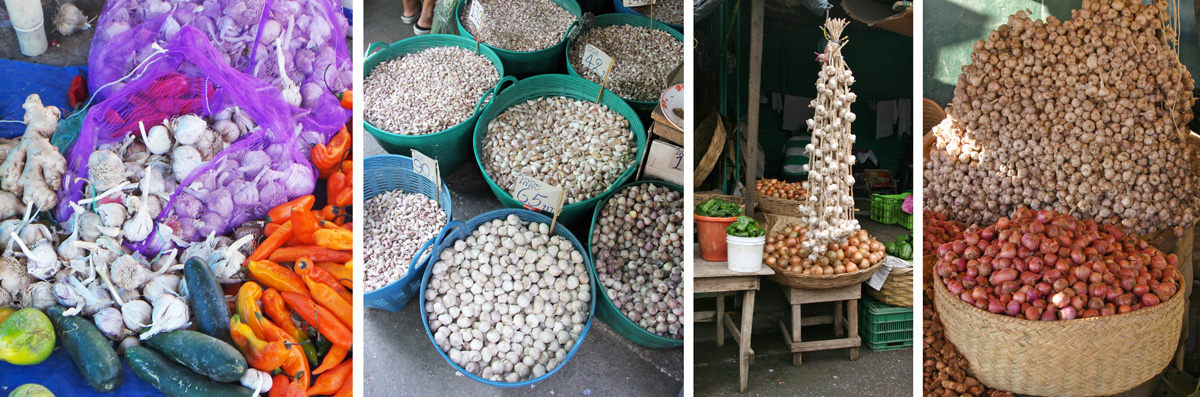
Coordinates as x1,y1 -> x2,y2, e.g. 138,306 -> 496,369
125,346 -> 254,397
45,306 -> 121,393
144,330 -> 247,383
184,257 -> 232,343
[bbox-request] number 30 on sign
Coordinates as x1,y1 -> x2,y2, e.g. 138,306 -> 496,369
513,174 -> 563,213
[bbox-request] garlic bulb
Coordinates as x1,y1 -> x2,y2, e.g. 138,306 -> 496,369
141,294 -> 190,340
143,123 -> 173,155
172,115 -> 207,146
122,299 -> 152,332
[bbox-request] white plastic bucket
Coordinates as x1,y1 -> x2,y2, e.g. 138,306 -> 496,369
726,234 -> 765,273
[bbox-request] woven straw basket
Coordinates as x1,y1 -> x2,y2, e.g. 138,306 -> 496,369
760,215 -> 883,289
866,266 -> 912,307
933,272 -> 1184,396
923,98 -> 946,134
694,113 -> 727,186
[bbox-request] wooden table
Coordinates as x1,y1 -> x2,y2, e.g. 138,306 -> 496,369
695,246 -> 774,393
777,283 -> 861,365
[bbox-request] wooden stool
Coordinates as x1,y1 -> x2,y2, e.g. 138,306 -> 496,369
695,245 -> 774,393
777,283 -> 862,365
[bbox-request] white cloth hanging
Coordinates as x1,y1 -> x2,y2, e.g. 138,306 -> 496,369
876,100 -> 896,139
897,98 -> 912,136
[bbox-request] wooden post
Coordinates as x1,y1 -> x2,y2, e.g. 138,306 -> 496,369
744,0 -> 764,218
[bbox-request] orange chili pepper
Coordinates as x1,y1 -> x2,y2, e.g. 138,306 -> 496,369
247,260 -> 309,297
248,221 -> 293,264
312,344 -> 348,375
236,282 -> 266,338
333,378 -> 352,397
327,170 -> 347,207
313,228 -> 352,251
320,205 -> 338,224
297,260 -> 352,303
341,222 -> 352,230
337,90 -> 353,110
267,195 -> 315,225
334,180 -> 353,207
269,246 -> 352,263
280,292 -> 352,347
316,262 -> 351,284
230,315 -> 289,372
307,360 -> 351,395
303,275 -> 352,329
285,381 -> 306,397
268,374 -> 290,397
292,207 -> 319,245
281,344 -> 310,390
313,128 -> 350,172
262,288 -> 319,365
264,222 -> 281,237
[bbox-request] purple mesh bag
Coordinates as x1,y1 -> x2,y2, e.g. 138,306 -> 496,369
87,0 -> 351,146
60,27 -> 315,255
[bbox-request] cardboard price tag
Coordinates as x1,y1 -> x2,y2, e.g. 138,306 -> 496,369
513,174 -> 563,213
641,140 -> 684,184
468,0 -> 485,27
624,0 -> 654,6
412,149 -> 440,186
580,44 -> 613,78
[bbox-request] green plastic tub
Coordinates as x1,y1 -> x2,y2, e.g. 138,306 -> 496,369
587,180 -> 684,348
456,0 -> 581,76
473,74 -> 647,226
565,13 -> 684,115
869,192 -> 912,225
858,296 -> 914,352
363,35 -> 512,177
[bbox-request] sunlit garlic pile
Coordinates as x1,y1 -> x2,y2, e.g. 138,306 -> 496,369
925,1 -> 1199,235
569,24 -> 683,102
460,0 -> 576,52
364,190 -> 447,291
798,18 -> 860,259
481,97 -> 636,204
364,47 -> 499,135
424,215 -> 591,383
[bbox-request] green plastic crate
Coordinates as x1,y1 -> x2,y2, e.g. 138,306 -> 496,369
870,193 -> 911,225
858,296 -> 913,351
900,212 -> 913,229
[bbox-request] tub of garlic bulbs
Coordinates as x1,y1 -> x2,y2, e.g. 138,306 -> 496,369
362,35 -> 508,177
566,13 -> 684,114
474,74 -> 647,226
420,209 -> 597,386
456,0 -> 581,76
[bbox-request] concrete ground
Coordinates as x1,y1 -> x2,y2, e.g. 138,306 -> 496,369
692,217 -> 915,396
0,0 -> 101,65
363,1 -> 684,395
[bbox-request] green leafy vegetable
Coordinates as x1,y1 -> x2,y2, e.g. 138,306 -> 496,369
696,198 -> 743,218
725,216 -> 765,237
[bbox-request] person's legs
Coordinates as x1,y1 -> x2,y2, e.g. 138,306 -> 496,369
417,0 -> 437,29
402,0 -> 420,20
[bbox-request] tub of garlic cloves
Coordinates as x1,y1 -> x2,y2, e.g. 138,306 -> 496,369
567,13 -> 684,111
420,210 -> 596,386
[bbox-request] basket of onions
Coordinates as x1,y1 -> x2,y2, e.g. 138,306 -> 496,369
750,178 -> 808,217
932,207 -> 1184,396
924,210 -> 966,285
760,217 -> 887,289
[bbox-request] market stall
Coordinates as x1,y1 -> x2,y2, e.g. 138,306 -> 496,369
359,0 -> 685,394
923,1 -> 1200,395
692,0 -> 914,394
0,0 -> 355,395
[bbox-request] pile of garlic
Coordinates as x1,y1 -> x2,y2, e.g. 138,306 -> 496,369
797,18 -> 860,259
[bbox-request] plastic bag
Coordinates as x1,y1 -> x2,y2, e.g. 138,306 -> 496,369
431,0 -> 463,34
88,0 -> 351,144
59,27 -> 314,255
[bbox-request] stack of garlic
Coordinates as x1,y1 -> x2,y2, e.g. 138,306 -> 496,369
798,18 -> 860,259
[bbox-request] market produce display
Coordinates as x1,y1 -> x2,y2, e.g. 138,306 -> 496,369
923,286 -> 1012,397
694,198 -> 743,218
591,183 -> 683,339
935,207 -> 1181,320
480,97 -> 637,204
364,190 -> 448,291
364,47 -> 500,135
884,235 -> 914,261
796,18 -> 861,259
924,210 -> 966,256
424,214 -> 592,383
755,178 -> 808,201
725,216 -> 765,238
924,0 -> 1198,235
763,227 -> 886,275
568,24 -> 683,102
460,0 -> 576,52
624,0 -> 684,26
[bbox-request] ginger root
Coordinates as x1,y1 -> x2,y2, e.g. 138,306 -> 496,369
0,95 -> 67,214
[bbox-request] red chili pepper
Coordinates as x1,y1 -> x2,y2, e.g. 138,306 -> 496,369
312,127 -> 351,172
68,74 -> 88,109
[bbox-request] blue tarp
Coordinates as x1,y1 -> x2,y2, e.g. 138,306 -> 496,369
0,348 -> 163,396
0,59 -> 86,139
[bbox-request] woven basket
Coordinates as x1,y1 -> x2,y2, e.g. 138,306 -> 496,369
923,98 -> 946,134
933,272 -> 1185,396
866,266 -> 912,307
922,255 -> 936,286
761,214 -> 883,289
757,194 -> 805,217
694,112 -> 727,186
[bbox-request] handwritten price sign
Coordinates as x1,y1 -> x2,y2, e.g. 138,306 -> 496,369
580,44 -> 613,77
411,149 -> 439,186
642,140 -> 684,184
513,174 -> 563,213
468,1 -> 485,27
624,0 -> 654,6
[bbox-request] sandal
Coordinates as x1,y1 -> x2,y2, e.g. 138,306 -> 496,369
401,13 -> 419,24
414,23 -> 431,35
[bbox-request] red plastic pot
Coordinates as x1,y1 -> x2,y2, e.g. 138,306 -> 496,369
695,214 -> 737,261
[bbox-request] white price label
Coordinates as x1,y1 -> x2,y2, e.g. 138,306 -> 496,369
642,140 -> 684,184
513,174 -> 563,213
412,149 -> 439,186
468,1 -> 485,27
625,0 -> 654,6
580,44 -> 613,78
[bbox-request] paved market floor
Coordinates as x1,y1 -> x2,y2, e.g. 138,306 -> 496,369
363,3 -> 684,394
